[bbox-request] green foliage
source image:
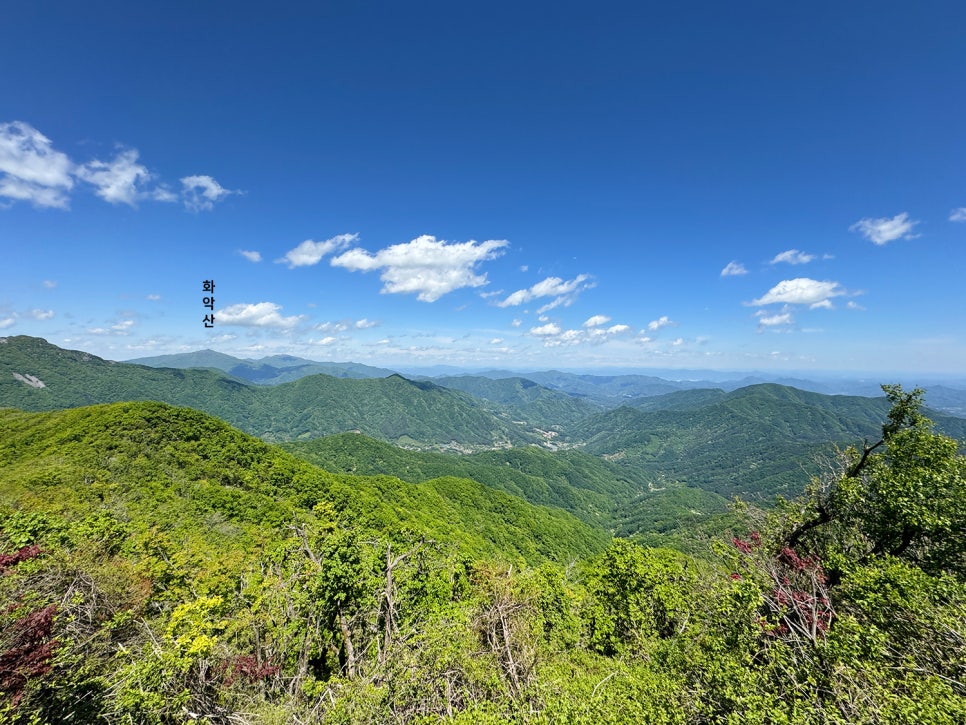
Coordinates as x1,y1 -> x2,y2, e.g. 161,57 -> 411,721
777,385 -> 966,580
2,370 -> 966,722
284,432 -> 647,529
584,540 -> 696,655
572,383 -> 966,503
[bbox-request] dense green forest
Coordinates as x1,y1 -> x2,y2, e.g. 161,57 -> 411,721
2,383 -> 966,722
6,336 -> 965,513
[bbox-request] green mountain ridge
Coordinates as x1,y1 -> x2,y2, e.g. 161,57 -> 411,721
420,374 -> 604,432
0,336 -> 539,450
282,432 -> 648,528
0,401 -> 606,565
571,383 -> 966,501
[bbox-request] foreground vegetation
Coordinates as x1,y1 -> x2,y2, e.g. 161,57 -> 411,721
1,387 -> 965,722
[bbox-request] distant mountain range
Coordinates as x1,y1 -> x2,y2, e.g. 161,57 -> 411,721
3,334 -> 965,539
129,349 -> 397,384
128,345 -> 966,417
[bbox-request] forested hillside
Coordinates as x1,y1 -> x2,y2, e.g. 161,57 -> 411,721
2,389 -> 965,722
0,337 -> 540,449
283,433 -> 646,528
572,383 -> 966,500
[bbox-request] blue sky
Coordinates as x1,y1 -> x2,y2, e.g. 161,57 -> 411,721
2,1 -> 965,375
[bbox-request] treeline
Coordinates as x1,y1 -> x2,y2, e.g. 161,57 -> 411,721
1,388 -> 965,722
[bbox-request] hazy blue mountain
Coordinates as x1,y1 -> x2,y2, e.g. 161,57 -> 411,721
128,349 -> 397,384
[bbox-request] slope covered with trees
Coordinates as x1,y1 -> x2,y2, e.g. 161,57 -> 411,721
572,383 -> 966,501
2,388 -> 964,723
283,433 -> 647,528
0,337 -> 540,449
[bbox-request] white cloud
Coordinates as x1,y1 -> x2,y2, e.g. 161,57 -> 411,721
528,319 -> 631,347
809,299 -> 834,310
511,319 -> 522,327
950,208 -> 966,223
847,300 -> 866,311
27,309 -> 54,320
0,121 -> 74,208
647,315 -> 673,331
1,121 -> 235,212
720,261 -> 748,277
355,318 -> 378,329
850,212 -> 919,245
771,249 -> 816,265
314,321 -> 349,333
498,274 -> 593,308
490,338 -> 504,344
750,278 -> 846,306
146,294 -> 161,301
279,234 -> 359,269
76,149 -> 170,207
332,235 -> 508,302
756,309 -> 794,327
111,319 -> 135,332
217,302 -> 304,328
530,322 -> 562,337
240,250 -> 262,263
181,175 -> 239,212
0,317 -> 16,329
314,336 -> 337,345
42,279 -> 57,289
583,314 -> 611,327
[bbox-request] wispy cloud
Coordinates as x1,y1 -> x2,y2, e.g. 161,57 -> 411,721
850,212 -> 919,245
750,278 -> 846,307
217,302 -> 304,328
0,121 -> 74,208
279,234 -> 359,268
770,249 -> 816,265
950,207 -> 966,223
528,319 -> 631,347
583,314 -> 611,327
720,261 -> 748,277
498,274 -> 593,310
756,308 -> 794,329
647,315 -> 673,331
75,149 -> 174,206
181,175 -> 240,212
86,317 -> 136,336
239,250 -> 262,263
0,120 -> 235,212
332,235 -> 508,302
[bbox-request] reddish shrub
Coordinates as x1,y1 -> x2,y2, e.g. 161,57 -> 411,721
0,603 -> 59,707
0,545 -> 42,575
